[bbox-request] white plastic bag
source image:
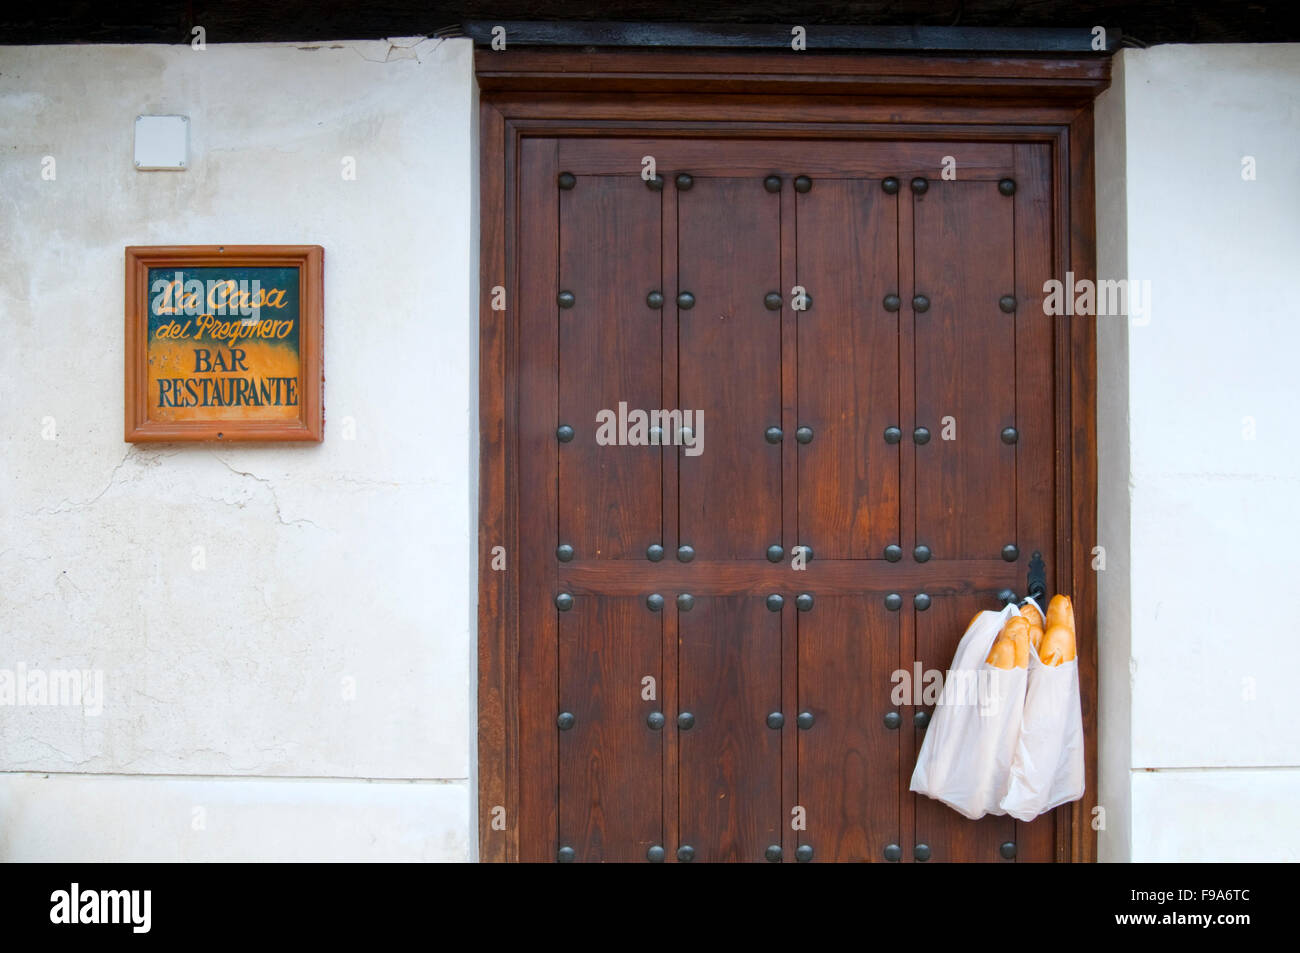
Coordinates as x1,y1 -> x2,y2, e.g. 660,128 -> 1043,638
1000,598 -> 1085,820
909,603 -> 1027,820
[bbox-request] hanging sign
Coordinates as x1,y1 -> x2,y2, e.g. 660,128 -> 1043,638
124,245 -> 323,441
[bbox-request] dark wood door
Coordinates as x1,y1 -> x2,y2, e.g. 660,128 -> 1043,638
513,136 -> 1063,862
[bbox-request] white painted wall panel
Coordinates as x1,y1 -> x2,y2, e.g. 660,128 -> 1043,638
1097,44 -> 1300,861
0,38 -> 477,857
0,774 -> 469,862
1117,45 -> 1300,769
1131,769 -> 1300,862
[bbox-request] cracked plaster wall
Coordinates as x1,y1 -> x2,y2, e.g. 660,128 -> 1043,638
0,38 -> 475,860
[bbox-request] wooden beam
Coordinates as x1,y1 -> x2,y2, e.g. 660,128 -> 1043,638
476,50 -> 1111,102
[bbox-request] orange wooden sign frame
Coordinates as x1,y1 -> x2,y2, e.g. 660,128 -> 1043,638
124,245 -> 323,442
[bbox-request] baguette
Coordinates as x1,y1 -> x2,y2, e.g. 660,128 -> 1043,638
1027,624 -> 1044,653
1039,623 -> 1077,666
1006,616 -> 1030,669
986,638 -> 1017,669
1045,594 -> 1076,635
986,616 -> 1031,669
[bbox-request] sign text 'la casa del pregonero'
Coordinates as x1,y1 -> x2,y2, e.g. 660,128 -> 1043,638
150,267 -> 301,410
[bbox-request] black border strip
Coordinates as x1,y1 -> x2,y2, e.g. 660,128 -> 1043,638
455,20 -> 1120,52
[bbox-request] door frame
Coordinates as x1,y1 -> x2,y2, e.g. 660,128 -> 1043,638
476,49 -> 1110,862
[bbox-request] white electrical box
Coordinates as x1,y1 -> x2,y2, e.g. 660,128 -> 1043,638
134,115 -> 189,171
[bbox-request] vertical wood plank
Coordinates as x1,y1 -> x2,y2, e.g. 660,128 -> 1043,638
1068,110 -> 1100,864
678,596 -> 782,862
1014,141 -> 1059,863
516,136 -> 561,863
897,178 -> 918,861
558,175 -> 663,560
796,178 -> 900,559
779,175 -> 799,862
677,177 -> 783,560
476,102 -> 512,863
913,181 -> 1017,560
661,176 -> 681,861
663,176 -> 680,558
557,596 -> 663,861
798,594 -> 901,861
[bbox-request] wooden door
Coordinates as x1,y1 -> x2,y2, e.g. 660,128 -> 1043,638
505,134 -> 1074,863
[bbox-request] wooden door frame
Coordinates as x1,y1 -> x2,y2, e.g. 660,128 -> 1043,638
476,50 -> 1110,863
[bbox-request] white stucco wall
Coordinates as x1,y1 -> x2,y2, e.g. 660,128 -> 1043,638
1093,52 -> 1133,863
0,38 -> 477,860
1095,44 -> 1300,861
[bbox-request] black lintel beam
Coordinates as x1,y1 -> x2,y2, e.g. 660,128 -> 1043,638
456,20 -> 1120,53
